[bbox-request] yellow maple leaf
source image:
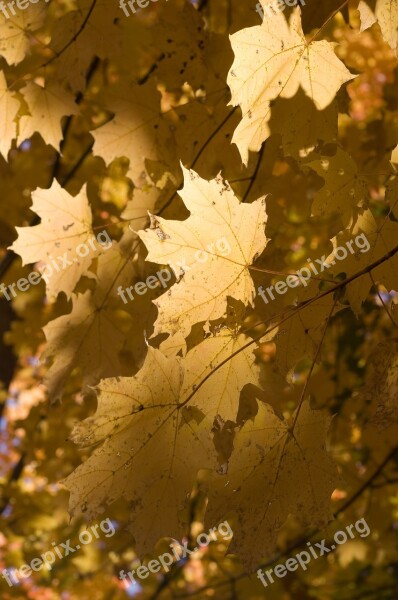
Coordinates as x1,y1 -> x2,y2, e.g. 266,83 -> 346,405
137,166 -> 269,345
92,80 -> 171,186
43,290 -> 127,403
9,181 -> 102,300
0,5 -> 46,65
18,82 -> 78,150
274,296 -> 342,378
329,209 -> 398,314
63,347 -> 215,553
206,399 -> 338,567
359,0 -> 398,55
307,148 -> 368,222
227,6 -> 355,164
182,328 -> 260,422
360,341 -> 398,430
62,316 -> 270,548
268,89 -> 338,160
42,237 -> 141,402
49,0 -> 151,92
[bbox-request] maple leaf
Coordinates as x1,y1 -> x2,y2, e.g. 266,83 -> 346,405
138,166 -> 269,345
205,399 -> 338,567
273,296 -> 342,378
92,33 -> 239,192
42,237 -> 140,402
92,80 -> 172,187
0,5 -> 46,65
0,71 -> 19,158
18,82 -> 78,150
329,209 -> 398,314
306,148 -> 368,222
43,290 -> 127,403
63,320 -> 268,546
9,181 -> 101,300
63,347 -> 215,553
227,6 -> 355,163
360,341 -> 398,430
268,89 -> 338,160
148,0 -> 208,91
121,182 -> 167,233
182,327 -> 260,422
48,0 -> 149,91
359,0 -> 398,55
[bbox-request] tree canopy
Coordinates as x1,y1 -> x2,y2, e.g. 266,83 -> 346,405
1,0 -> 398,598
